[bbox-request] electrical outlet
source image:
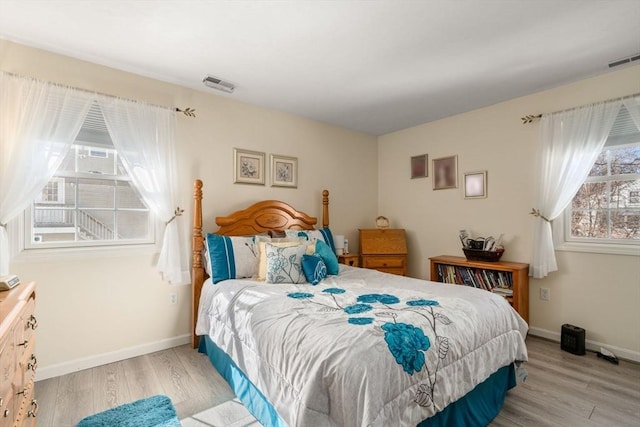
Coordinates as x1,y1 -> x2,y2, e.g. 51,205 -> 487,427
169,292 -> 178,305
540,287 -> 550,301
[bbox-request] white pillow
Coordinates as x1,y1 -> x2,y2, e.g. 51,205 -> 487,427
265,243 -> 309,284
257,240 -> 315,280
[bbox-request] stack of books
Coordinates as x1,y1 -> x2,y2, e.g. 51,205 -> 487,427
435,264 -> 513,296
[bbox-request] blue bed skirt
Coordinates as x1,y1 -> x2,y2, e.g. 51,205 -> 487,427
199,335 -> 515,427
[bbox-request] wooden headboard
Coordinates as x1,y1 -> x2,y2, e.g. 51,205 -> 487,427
191,179 -> 330,347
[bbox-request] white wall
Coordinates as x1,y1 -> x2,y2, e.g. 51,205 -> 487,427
378,65 -> 640,359
1,39 -> 378,378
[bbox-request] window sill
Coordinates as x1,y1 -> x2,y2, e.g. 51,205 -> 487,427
555,241 -> 640,256
13,243 -> 158,263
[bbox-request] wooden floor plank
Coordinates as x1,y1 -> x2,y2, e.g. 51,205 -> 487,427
33,376 -> 59,427
35,336 -> 640,427
120,353 -> 165,402
49,369 -> 94,427
91,361 -> 132,414
173,343 -> 236,415
147,347 -> 201,417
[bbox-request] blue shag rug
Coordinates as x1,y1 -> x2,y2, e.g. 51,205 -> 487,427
76,395 -> 181,427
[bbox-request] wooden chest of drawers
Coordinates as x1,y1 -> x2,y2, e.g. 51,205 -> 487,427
359,229 -> 408,276
0,282 -> 37,427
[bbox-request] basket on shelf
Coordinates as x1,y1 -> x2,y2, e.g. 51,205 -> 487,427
462,247 -> 504,262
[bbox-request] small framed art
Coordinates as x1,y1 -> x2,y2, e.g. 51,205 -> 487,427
410,154 -> 428,179
271,154 -> 298,188
234,148 -> 265,185
433,155 -> 458,190
464,171 -> 487,199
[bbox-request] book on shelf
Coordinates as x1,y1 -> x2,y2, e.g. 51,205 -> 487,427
491,287 -> 513,297
436,263 -> 514,294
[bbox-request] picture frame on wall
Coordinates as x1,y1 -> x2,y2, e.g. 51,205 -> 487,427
271,154 -> 298,188
432,155 -> 458,190
410,154 -> 428,179
234,148 -> 265,185
464,171 -> 487,199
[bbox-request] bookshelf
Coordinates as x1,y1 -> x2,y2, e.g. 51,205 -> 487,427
429,255 -> 529,323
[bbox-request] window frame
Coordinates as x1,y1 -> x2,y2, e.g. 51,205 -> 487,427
24,142 -> 156,250
554,141 -> 640,256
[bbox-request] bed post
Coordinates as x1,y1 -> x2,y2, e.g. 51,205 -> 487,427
322,189 -> 329,228
191,179 -> 204,349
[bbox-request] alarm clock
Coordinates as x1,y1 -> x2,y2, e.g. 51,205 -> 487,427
0,275 -> 20,291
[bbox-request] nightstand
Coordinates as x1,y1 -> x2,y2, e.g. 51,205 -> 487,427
338,253 -> 359,267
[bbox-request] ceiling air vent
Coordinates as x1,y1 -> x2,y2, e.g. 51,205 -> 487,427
608,53 -> 640,68
203,75 -> 235,93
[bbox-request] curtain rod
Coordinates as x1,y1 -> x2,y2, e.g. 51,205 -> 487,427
0,70 -> 196,118
521,92 -> 640,124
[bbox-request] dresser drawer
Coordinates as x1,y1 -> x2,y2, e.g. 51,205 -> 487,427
16,299 -> 36,359
0,334 -> 14,398
0,388 -> 14,427
17,348 -> 36,396
362,256 -> 405,269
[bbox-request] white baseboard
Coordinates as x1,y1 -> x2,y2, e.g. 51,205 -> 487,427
36,334 -> 191,381
528,327 -> 640,363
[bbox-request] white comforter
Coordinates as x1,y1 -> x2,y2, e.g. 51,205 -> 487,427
196,266 -> 528,427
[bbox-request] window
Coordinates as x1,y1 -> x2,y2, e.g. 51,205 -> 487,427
558,106 -> 640,254
37,177 -> 65,204
25,105 -> 154,248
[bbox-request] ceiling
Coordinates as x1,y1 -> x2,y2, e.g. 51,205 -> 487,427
0,0 -> 639,135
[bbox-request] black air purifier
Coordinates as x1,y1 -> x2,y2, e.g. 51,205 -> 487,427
561,324 -> 586,355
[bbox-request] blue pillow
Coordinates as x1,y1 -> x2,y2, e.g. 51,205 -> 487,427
301,255 -> 328,285
315,239 -> 339,275
205,233 -> 259,284
319,227 -> 336,253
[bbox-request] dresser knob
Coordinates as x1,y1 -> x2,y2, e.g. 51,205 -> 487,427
28,399 -> 38,417
17,387 -> 28,396
3,409 -> 9,417
28,354 -> 37,371
27,315 -> 38,330
18,339 -> 28,347
0,397 -> 3,406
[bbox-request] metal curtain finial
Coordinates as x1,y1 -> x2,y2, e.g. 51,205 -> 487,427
175,107 -> 196,117
166,206 -> 184,225
530,208 -> 551,222
521,114 -> 542,124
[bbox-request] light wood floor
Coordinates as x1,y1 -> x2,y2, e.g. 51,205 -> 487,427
35,336 -> 639,427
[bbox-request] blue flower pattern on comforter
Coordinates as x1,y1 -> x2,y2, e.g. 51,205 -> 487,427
286,290 -> 452,408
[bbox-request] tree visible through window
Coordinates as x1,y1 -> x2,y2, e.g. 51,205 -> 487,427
569,143 -> 640,242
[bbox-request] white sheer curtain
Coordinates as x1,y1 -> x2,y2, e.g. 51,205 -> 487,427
531,100 -> 622,278
622,94 -> 640,131
98,96 -> 189,285
0,73 -> 93,275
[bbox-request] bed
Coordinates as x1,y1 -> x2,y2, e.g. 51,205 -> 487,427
190,179 -> 528,427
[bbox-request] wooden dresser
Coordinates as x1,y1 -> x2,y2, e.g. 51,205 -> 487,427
0,282 -> 37,427
359,229 -> 408,276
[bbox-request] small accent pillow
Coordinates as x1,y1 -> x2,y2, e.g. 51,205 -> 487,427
315,239 -> 340,275
257,240 -> 301,280
205,234 -> 260,284
265,243 -> 308,284
301,254 -> 327,285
